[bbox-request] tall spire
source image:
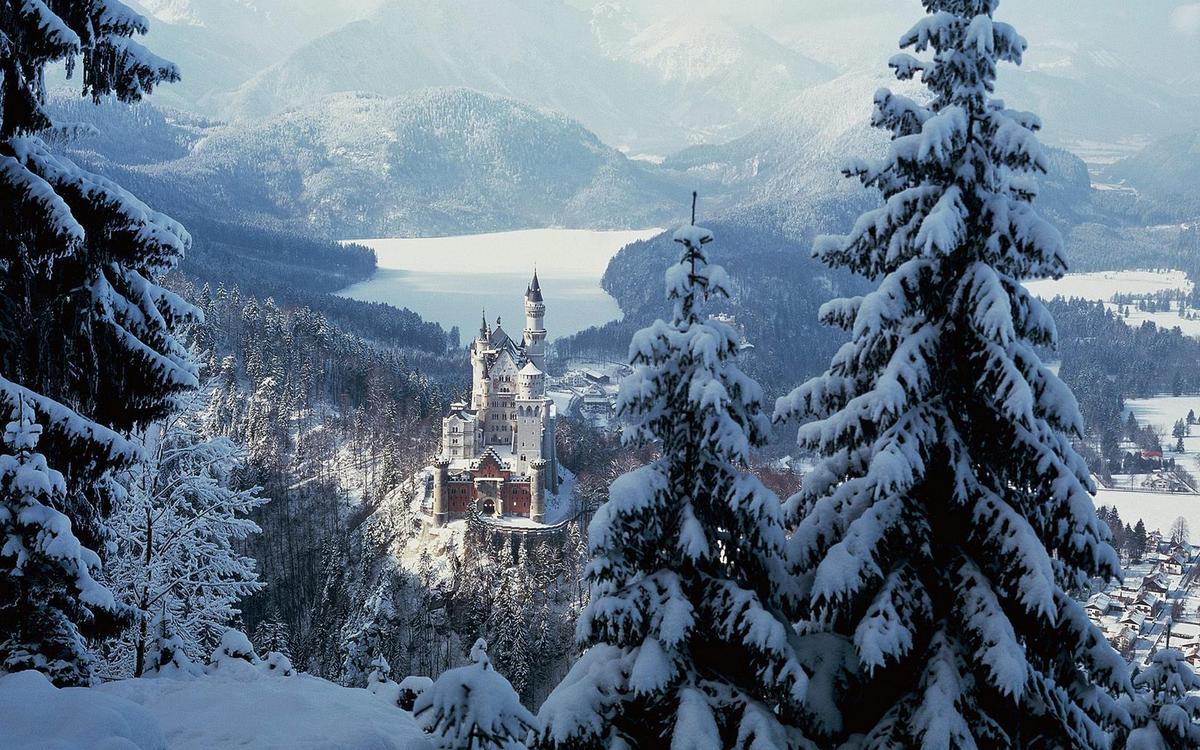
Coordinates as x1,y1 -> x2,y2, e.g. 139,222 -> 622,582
479,309 -> 489,340
526,268 -> 543,302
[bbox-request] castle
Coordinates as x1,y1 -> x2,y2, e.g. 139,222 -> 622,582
432,271 -> 558,526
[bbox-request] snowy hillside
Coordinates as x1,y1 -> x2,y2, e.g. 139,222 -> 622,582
110,0 -> 380,114
143,89 -> 684,237
1105,133 -> 1200,220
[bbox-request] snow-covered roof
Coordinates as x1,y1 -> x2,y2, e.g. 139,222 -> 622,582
519,362 -> 543,376
1086,593 -> 1112,611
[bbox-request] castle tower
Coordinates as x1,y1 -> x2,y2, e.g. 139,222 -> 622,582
523,270 -> 547,371
432,457 -> 450,527
514,361 -> 548,466
470,311 -> 489,410
529,458 -> 547,523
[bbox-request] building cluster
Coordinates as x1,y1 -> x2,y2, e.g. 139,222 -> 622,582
552,366 -> 625,430
1086,532 -> 1199,664
430,272 -> 559,526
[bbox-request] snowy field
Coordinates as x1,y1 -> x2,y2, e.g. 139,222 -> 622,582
1125,395 -> 1200,436
1124,395 -> 1200,479
339,228 -> 661,338
1024,269 -> 1193,303
1025,269 -> 1200,339
1093,488 -> 1200,538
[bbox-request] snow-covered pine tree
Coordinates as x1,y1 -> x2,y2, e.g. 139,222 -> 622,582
104,396 -> 266,677
0,1 -> 194,684
414,638 -> 539,750
0,400 -> 117,685
252,608 -> 294,660
539,215 -> 809,748
773,2 -> 1128,746
1120,649 -> 1200,750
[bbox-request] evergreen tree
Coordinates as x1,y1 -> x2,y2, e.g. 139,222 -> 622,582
0,0 -> 191,683
489,567 -> 533,700
540,219 -> 808,748
1122,649 -> 1200,750
144,614 -> 201,677
104,396 -> 267,677
1132,520 -> 1149,562
0,400 -> 116,685
414,638 -> 539,750
772,2 -> 1127,746
252,608 -> 294,661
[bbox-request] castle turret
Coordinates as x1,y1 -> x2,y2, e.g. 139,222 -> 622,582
432,458 -> 450,527
529,458 -> 547,523
470,311 -> 489,410
517,361 -> 545,400
523,270 -> 547,371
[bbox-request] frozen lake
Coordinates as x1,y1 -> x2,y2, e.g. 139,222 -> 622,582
337,228 -> 662,339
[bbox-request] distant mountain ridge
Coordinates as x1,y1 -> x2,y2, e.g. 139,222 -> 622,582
221,0 -> 836,154
121,88 -> 686,237
1103,133 -> 1200,222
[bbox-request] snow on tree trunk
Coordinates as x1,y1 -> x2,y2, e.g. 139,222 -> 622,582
772,2 -> 1128,746
539,218 -> 810,748
0,0 -> 192,685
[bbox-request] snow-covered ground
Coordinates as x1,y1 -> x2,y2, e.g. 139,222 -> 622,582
0,667 -> 431,750
1025,269 -> 1193,302
1124,394 -> 1200,481
1097,396 -> 1200,536
1126,395 -> 1200,432
1025,269 -> 1200,338
1092,488 -> 1200,538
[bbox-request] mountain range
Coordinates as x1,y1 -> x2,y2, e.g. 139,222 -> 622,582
115,0 -> 1200,158
55,89 -> 689,238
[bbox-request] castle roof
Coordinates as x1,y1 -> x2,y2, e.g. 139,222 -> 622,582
525,270 -> 543,303
489,318 -> 515,349
519,362 -> 543,376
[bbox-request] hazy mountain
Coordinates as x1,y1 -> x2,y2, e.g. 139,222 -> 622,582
222,0 -> 834,154
664,70 -> 1097,243
1103,133 -> 1200,221
148,89 -> 684,237
996,43 -> 1200,156
114,0 -> 1200,160
590,7 -> 835,150
108,0 -> 382,114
